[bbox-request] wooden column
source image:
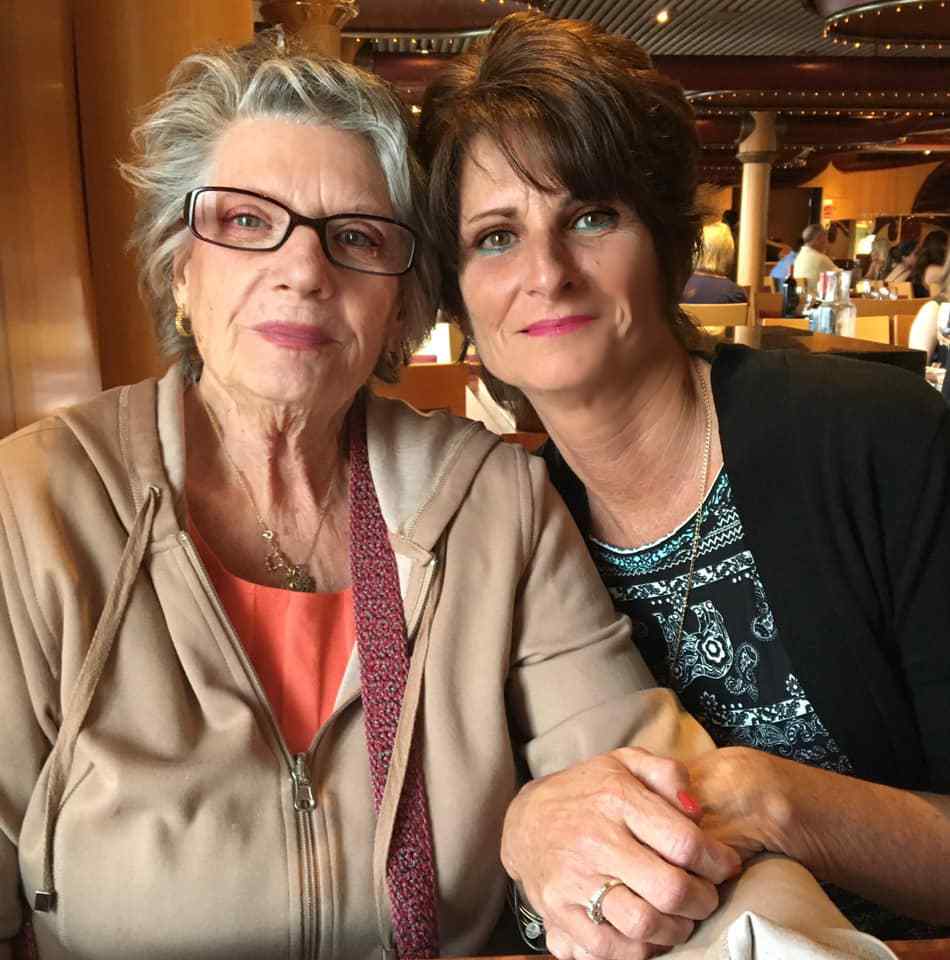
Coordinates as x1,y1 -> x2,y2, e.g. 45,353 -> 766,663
736,111 -> 779,317
261,1 -> 360,58
0,0 -> 102,435
74,0 -> 255,390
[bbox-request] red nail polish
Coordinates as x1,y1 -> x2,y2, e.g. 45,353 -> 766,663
677,790 -> 703,817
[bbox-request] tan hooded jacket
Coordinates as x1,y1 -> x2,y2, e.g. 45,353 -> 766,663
0,366 -> 710,960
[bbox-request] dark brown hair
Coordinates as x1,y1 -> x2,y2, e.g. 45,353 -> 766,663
416,11 -> 704,409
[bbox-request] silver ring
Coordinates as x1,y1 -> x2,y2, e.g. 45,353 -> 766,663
585,877 -> 626,925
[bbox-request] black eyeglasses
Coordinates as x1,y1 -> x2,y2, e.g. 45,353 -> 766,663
182,187 -> 416,276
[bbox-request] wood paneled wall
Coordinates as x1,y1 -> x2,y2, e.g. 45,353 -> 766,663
0,0 -> 102,436
0,0 -> 254,437
75,0 -> 255,390
802,160 -> 942,221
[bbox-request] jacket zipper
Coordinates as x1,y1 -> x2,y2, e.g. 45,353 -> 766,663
179,532 -> 320,959
292,753 -> 318,960
179,531 -> 439,959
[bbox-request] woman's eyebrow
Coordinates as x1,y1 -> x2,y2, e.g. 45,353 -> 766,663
463,206 -> 518,226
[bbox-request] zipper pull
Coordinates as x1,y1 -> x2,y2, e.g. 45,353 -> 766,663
291,753 -> 316,812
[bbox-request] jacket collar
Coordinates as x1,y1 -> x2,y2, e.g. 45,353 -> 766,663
136,363 -> 500,556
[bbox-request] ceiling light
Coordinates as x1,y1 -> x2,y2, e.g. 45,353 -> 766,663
656,9 -> 670,24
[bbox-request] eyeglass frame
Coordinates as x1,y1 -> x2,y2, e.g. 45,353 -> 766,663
182,186 -> 418,277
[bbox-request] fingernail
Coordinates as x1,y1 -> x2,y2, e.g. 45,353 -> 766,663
677,789 -> 703,817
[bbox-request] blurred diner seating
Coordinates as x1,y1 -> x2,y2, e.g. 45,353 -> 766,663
500,432 -> 547,452
853,315 -> 892,345
372,362 -> 469,416
757,291 -> 785,318
894,314 -> 918,348
854,297 -> 930,319
762,317 -> 810,331
682,302 -> 751,326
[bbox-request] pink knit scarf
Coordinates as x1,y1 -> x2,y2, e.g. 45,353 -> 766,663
349,398 -> 440,959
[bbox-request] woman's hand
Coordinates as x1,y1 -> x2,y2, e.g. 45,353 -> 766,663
502,746 -> 742,960
685,747 -> 780,862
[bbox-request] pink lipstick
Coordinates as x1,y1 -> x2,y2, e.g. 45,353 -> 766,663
254,323 -> 336,350
522,315 -> 594,337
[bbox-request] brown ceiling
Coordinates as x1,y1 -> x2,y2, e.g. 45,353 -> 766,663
256,0 -> 950,189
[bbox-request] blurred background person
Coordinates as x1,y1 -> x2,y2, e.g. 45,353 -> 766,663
864,232 -> 892,281
681,222 -> 747,304
885,238 -> 918,284
911,229 -> 948,297
792,223 -> 836,292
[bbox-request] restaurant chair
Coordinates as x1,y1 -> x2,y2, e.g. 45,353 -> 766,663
682,302 -> 750,327
852,315 -> 891,345
893,314 -> 918,348
500,432 -> 548,453
756,292 -> 784,319
371,362 -> 470,417
762,317 -> 810,331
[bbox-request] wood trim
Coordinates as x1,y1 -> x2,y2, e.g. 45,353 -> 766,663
73,0 -> 254,390
0,0 -> 101,435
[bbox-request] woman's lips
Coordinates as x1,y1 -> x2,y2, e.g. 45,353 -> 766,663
253,323 -> 336,350
522,315 -> 594,337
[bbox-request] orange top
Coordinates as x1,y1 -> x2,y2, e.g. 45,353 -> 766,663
190,521 -> 355,754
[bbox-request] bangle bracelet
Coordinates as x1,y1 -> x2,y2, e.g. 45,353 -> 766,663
509,882 -> 546,950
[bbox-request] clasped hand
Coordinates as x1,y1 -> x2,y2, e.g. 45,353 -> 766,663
501,747 -> 742,960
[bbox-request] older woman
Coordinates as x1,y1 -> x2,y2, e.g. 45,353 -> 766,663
681,222 -> 746,305
418,10 -> 950,945
0,35 -> 835,960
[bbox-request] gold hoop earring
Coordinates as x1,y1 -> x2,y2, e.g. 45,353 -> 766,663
175,303 -> 193,338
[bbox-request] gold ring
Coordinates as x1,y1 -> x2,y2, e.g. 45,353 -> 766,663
585,877 -> 626,925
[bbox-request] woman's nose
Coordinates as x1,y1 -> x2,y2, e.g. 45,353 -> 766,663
273,223 -> 337,296
524,233 -> 578,298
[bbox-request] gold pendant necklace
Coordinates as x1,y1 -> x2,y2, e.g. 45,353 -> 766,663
198,389 -> 337,593
669,357 -> 714,670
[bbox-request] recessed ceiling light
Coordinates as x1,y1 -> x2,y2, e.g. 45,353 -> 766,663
656,9 -> 670,23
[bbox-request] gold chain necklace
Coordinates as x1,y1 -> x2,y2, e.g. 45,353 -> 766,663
198,389 -> 339,593
669,357 -> 714,668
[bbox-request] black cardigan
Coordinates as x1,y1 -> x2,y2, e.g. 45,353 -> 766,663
544,344 -> 950,794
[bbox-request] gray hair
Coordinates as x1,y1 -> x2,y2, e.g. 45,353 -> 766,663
120,38 -> 438,383
801,223 -> 826,246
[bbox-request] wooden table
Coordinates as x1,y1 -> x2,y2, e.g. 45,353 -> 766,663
715,325 -> 927,376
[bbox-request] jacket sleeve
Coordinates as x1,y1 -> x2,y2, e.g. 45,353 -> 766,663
0,471 -> 57,943
887,400 -> 950,791
505,452 -> 714,777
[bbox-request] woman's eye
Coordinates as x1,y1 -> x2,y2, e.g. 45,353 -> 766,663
476,230 -> 515,252
230,212 -> 268,230
337,228 -> 378,248
573,210 -> 618,233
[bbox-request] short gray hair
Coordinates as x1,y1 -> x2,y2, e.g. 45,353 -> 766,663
120,38 -> 438,383
801,223 -> 826,246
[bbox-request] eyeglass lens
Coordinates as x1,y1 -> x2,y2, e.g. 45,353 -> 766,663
190,189 -> 414,275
